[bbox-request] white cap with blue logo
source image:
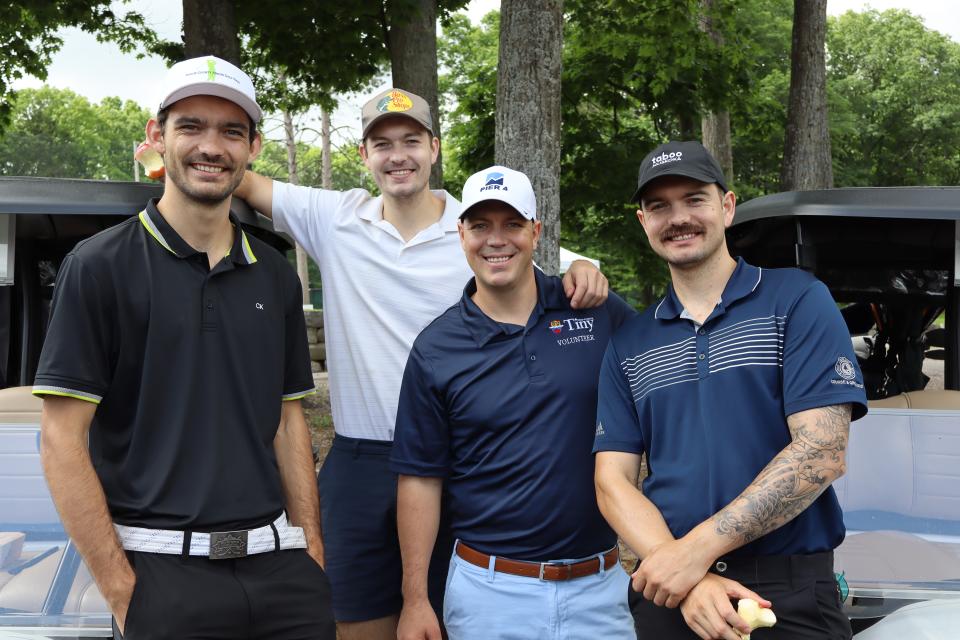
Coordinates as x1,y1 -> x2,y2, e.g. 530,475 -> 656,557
459,165 -> 537,221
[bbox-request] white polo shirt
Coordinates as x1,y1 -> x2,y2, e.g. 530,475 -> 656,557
272,181 -> 471,441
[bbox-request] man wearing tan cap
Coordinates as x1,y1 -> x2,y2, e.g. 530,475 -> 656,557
235,87 -> 608,640
36,55 -> 334,639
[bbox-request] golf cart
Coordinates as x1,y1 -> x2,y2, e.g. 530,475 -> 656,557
0,177 -> 290,639
730,187 -> 960,638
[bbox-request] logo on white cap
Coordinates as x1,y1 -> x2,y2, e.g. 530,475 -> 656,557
460,165 -> 536,221
159,56 -> 263,124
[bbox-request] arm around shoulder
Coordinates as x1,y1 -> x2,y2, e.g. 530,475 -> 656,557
235,170 -> 275,218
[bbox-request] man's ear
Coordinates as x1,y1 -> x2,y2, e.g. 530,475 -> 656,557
721,189 -> 737,229
145,118 -> 164,155
248,132 -> 263,163
429,135 -> 440,165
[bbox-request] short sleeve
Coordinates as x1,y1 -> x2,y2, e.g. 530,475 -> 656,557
593,339 -> 646,453
281,268 -> 316,401
33,254 -> 114,404
782,280 -> 868,420
389,345 -> 450,477
271,181 -> 342,261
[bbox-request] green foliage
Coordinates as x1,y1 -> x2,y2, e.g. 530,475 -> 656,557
252,138 -> 371,192
0,1 -> 156,134
0,87 -> 151,180
828,9 -> 960,186
438,12 -> 499,196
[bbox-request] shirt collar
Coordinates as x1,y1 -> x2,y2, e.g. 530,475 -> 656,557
459,267 -> 567,347
654,257 -> 761,321
357,190 -> 461,233
139,199 -> 258,266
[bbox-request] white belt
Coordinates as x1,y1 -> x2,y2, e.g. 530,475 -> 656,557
114,513 -> 307,559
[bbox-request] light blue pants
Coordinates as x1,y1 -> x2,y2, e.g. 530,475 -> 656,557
443,546 -> 636,640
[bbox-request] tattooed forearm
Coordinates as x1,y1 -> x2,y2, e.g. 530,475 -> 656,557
712,404 -> 852,546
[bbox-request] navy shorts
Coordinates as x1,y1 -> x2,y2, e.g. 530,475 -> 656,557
318,434 -> 453,622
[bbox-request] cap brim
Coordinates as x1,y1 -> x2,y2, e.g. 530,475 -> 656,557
632,168 -> 728,203
161,83 -> 262,124
459,197 -> 535,221
361,112 -> 433,139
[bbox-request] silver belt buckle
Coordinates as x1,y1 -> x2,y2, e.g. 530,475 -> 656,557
208,530 -> 248,560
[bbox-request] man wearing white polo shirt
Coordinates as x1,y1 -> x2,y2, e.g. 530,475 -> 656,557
235,88 -> 607,640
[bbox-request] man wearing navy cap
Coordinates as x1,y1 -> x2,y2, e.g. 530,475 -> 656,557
594,141 -> 867,639
35,56 -> 334,639
391,166 -> 637,640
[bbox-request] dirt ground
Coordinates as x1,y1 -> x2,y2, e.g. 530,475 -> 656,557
303,373 -> 641,573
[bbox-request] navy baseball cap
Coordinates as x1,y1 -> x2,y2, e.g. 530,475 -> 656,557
632,141 -> 729,203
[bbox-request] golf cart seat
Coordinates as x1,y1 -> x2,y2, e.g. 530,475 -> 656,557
0,385 -> 43,423
868,390 -> 960,410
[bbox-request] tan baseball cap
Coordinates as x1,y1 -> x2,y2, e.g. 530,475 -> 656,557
361,88 -> 433,139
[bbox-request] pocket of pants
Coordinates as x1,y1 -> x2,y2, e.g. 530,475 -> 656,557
121,574 -> 144,638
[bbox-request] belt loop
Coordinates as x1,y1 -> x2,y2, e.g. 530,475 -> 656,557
181,531 -> 192,558
352,439 -> 361,459
486,553 -> 496,583
269,522 -> 281,553
596,552 -> 606,575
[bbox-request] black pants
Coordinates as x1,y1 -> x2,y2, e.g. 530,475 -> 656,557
631,552 -> 852,639
113,548 -> 335,640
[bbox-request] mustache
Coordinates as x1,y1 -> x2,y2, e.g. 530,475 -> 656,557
660,224 -> 704,242
186,153 -> 232,169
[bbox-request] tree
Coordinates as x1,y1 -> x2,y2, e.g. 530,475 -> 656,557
828,9 -> 960,187
0,1 -> 157,134
0,87 -> 151,180
183,0 -> 240,63
384,0 -> 444,187
780,0 -> 832,190
700,0 -> 733,182
495,0 -> 564,275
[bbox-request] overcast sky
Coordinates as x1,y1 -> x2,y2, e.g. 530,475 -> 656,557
11,0 -> 960,145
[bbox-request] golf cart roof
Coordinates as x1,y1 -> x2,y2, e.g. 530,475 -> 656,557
734,186 -> 960,225
728,187 -> 960,298
0,176 -> 289,248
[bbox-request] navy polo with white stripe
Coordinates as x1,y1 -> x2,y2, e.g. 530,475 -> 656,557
34,199 -> 315,531
390,268 -> 635,561
594,258 -> 868,556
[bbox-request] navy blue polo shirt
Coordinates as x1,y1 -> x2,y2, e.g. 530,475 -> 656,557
594,258 -> 868,556
390,268 -> 635,561
34,199 -> 315,531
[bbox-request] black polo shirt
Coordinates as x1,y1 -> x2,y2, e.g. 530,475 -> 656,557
34,199 -> 315,531
390,268 -> 635,561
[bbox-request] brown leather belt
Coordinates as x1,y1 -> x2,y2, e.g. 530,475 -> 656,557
455,541 -> 619,581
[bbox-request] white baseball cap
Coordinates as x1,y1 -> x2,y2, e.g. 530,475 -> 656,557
459,165 -> 537,221
158,56 -> 263,124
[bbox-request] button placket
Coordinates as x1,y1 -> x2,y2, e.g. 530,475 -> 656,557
696,327 -> 709,378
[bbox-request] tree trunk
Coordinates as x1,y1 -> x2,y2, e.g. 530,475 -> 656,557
495,0 -> 563,275
780,0 -> 833,190
283,110 -> 310,305
699,0 -> 733,182
182,0 -> 241,64
385,0 -> 442,188
321,109 -> 332,189
702,111 -> 733,182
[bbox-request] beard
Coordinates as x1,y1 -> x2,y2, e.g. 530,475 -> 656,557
164,153 -> 244,205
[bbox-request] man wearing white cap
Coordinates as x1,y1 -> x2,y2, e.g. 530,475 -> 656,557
35,56 -> 334,639
390,166 -> 637,640
234,89 -> 608,639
